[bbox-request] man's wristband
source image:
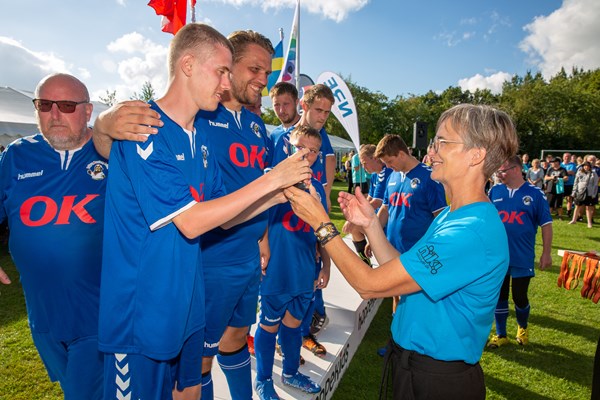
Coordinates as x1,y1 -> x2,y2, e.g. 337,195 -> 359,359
314,222 -> 340,246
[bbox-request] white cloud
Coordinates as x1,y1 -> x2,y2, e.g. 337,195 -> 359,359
520,0 -> 600,78
435,30 -> 475,47
206,0 -> 368,22
0,37 -> 71,90
103,33 -> 169,101
458,71 -> 513,94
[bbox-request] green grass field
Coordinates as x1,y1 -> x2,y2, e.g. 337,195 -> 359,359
331,182 -> 600,400
1,180 -> 599,398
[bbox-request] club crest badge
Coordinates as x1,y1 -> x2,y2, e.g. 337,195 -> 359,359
250,121 -> 262,138
410,178 -> 421,189
522,195 -> 533,206
86,161 -> 108,181
201,145 -> 209,168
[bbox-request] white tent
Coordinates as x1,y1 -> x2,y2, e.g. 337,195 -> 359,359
0,86 -> 109,147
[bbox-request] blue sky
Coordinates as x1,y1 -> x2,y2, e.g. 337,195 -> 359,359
1,0 -> 598,102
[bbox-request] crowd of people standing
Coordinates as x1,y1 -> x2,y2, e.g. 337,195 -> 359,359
1,20 -> 599,400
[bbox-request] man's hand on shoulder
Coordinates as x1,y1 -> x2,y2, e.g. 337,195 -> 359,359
92,100 -> 163,158
95,100 -> 162,142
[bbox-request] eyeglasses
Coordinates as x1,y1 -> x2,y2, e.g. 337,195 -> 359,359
496,165 -> 518,175
428,137 -> 464,153
32,99 -> 88,113
293,145 -> 320,155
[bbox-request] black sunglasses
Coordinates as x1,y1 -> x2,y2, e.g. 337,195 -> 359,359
32,99 -> 88,114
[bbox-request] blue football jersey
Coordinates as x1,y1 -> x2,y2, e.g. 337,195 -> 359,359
271,126 -> 332,186
489,183 -> 552,269
269,124 -> 287,147
99,101 -> 226,360
383,164 -> 447,253
0,134 -> 107,342
260,179 -> 327,296
369,166 -> 393,201
196,104 -> 273,265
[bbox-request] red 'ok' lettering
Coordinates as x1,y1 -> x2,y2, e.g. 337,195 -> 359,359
498,210 -> 525,224
282,210 -> 311,233
229,143 -> 266,169
20,194 -> 100,226
389,192 -> 412,207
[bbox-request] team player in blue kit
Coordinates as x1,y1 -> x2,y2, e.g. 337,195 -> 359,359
487,155 -> 553,348
0,73 -> 107,399
269,83 -> 337,357
375,134 -> 447,254
96,24 -> 311,400
284,104 -> 519,399
194,30 -> 276,400
254,125 -> 327,400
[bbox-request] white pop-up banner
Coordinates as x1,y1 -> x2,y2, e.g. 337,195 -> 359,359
317,71 -> 360,151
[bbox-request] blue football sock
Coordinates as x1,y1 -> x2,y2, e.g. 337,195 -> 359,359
217,345 -> 252,400
201,372 -> 213,400
494,300 -> 509,336
314,288 -> 325,315
279,323 -> 302,377
254,326 -> 277,382
515,304 -> 531,329
300,294 -> 316,337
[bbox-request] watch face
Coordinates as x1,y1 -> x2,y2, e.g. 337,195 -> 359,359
317,227 -> 328,237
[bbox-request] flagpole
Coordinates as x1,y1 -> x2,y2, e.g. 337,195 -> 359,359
295,0 -> 300,93
190,0 -> 196,23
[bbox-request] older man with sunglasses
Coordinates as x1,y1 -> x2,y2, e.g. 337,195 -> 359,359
0,73 -> 107,399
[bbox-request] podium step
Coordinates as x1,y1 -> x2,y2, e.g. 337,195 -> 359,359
213,237 -> 382,399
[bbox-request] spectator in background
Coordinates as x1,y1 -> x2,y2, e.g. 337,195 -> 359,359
562,152 -> 577,218
569,161 -> 598,228
544,157 -> 568,219
526,158 -> 545,190
521,153 -> 531,176
351,145 -> 369,194
487,155 -> 552,349
345,150 -> 354,193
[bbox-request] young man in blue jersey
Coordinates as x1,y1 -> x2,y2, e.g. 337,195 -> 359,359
254,125 -> 327,400
285,104 -> 519,399
193,30 -> 276,400
269,82 -> 300,146
0,73 -> 107,399
97,24 -> 311,400
487,155 -> 553,348
270,83 -> 337,204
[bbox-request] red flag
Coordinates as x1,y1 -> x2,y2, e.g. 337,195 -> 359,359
148,0 -> 187,35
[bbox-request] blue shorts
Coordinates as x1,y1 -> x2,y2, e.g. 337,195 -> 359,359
103,329 -> 204,399
31,332 -> 103,400
509,265 -> 535,279
203,259 -> 261,356
259,292 -> 313,326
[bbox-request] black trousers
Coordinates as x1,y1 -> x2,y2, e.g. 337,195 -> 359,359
380,339 -> 485,400
592,334 -> 600,400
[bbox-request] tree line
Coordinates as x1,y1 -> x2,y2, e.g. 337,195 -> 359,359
262,68 -> 600,157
